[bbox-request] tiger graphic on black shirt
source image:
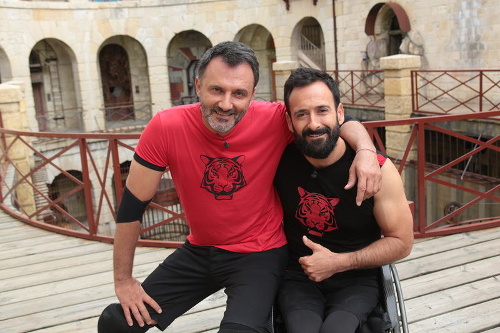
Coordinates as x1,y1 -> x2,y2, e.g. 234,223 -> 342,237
295,187 -> 340,236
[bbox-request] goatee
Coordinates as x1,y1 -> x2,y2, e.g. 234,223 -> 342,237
201,104 -> 241,133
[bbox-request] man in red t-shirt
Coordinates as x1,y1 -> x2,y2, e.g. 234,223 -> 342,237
98,41 -> 382,333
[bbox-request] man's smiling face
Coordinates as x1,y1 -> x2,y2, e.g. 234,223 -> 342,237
196,56 -> 255,136
287,81 -> 344,159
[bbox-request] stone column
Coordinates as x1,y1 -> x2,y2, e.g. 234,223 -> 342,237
0,81 -> 36,215
272,61 -> 298,102
380,55 -> 421,159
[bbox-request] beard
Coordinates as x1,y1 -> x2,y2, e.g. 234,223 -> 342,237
200,103 -> 246,134
293,123 -> 341,159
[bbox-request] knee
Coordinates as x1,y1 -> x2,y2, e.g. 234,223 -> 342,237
98,303 -> 148,333
321,310 -> 359,333
98,304 -> 124,333
219,322 -> 259,333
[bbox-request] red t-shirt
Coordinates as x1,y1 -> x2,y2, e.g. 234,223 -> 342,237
135,100 -> 293,252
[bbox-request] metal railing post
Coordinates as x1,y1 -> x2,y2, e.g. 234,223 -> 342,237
78,138 -> 97,236
111,139 -> 123,205
479,70 -> 483,111
416,123 -> 427,235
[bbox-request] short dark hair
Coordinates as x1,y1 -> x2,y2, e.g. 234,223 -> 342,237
196,41 -> 260,88
284,67 -> 341,112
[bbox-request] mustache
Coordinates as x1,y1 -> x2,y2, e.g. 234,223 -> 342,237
302,127 -> 331,136
212,106 -> 236,116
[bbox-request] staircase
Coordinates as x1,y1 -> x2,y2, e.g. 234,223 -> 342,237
298,35 -> 326,70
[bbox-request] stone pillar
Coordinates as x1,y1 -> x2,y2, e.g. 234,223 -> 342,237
380,55 -> 421,159
0,81 -> 36,215
272,61 -> 298,102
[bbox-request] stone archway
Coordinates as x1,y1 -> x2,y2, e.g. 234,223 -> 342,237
364,2 -> 412,69
291,17 -> 326,71
48,170 -> 88,230
0,46 -> 12,83
30,39 -> 81,132
167,30 -> 211,105
98,35 -> 152,128
235,24 -> 276,101
99,44 -> 134,122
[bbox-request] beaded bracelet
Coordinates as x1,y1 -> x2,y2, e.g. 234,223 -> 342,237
356,148 -> 376,154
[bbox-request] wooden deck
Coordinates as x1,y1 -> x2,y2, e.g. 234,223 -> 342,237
1,210 -> 499,333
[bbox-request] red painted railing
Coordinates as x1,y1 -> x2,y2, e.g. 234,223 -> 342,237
412,70 -> 500,115
363,110 -> 499,237
0,111 -> 498,245
0,127 -> 185,248
328,70 -> 385,109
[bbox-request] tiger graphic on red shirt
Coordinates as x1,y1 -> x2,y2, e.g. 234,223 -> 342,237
200,155 -> 247,200
295,187 -> 340,236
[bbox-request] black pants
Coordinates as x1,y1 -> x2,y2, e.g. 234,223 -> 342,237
98,242 -> 288,332
278,269 -> 379,333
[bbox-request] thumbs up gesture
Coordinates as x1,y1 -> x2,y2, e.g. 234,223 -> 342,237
298,236 -> 344,282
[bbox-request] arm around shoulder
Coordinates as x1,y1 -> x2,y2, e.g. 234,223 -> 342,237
340,119 -> 382,204
339,117 -> 376,152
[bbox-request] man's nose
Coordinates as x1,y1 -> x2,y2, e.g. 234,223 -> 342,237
219,93 -> 233,111
307,113 -> 322,131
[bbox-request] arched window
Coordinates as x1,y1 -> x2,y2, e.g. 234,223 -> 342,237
364,2 -> 411,61
99,44 -> 134,122
48,170 -> 88,230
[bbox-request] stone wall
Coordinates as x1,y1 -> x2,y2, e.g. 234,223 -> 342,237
0,82 -> 35,214
0,0 -> 498,132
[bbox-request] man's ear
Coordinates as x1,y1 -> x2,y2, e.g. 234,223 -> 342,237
285,112 -> 294,132
337,103 -> 345,125
195,77 -> 201,96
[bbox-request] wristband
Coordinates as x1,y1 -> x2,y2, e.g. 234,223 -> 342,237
356,148 -> 376,154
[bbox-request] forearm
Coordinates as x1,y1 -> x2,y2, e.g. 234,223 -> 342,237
342,237 -> 411,271
113,161 -> 161,281
113,221 -> 141,282
339,119 -> 375,151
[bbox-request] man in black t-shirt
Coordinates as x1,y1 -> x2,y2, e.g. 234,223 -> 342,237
274,68 -> 414,333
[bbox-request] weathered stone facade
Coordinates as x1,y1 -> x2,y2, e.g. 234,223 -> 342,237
0,0 -> 497,133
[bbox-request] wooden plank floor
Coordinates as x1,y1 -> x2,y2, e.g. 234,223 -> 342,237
1,210 -> 499,333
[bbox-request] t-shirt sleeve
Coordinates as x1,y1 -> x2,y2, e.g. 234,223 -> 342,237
377,151 -> 388,166
134,113 -> 168,171
343,114 -> 359,123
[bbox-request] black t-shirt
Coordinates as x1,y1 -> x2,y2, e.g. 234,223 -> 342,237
274,143 -> 385,273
